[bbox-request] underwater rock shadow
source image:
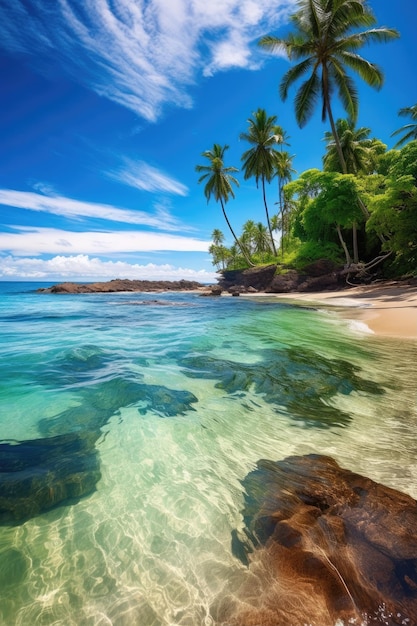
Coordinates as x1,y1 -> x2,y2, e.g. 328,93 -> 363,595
2,351 -> 198,525
180,346 -> 385,428
39,377 -> 198,437
0,431 -> 101,525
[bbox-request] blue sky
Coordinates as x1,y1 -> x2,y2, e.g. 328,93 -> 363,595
0,0 -> 416,282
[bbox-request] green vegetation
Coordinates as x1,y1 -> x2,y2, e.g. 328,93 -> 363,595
196,1 -> 416,281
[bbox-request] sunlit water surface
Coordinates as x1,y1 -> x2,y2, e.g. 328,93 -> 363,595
0,282 -> 416,625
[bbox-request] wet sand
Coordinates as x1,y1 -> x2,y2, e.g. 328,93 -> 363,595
272,282 -> 417,339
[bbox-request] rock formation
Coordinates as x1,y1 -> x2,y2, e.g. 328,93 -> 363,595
37,278 -> 206,294
218,454 -> 417,625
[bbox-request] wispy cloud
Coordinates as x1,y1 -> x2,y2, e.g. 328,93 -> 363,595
108,159 -> 188,195
0,188 -> 183,230
0,0 -> 294,121
0,226 -> 209,256
0,254 -> 216,282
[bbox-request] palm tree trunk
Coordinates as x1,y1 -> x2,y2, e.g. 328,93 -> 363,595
220,199 -> 254,266
326,101 -> 348,175
262,175 -> 277,256
352,222 -> 359,264
336,224 -> 352,266
278,180 -> 284,257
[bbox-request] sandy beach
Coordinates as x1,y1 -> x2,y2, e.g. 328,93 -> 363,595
271,282 -> 417,339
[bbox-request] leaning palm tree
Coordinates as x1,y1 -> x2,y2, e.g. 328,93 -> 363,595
259,0 -> 399,175
240,108 -> 280,255
196,144 -> 253,266
391,104 -> 417,148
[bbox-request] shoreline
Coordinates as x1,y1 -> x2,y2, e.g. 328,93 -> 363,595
258,283 -> 417,340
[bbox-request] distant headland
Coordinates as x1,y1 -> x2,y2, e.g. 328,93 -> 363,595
37,278 -> 208,294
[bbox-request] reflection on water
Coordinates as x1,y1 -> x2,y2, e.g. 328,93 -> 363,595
0,285 -> 416,625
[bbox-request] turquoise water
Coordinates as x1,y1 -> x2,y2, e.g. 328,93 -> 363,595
0,282 -> 416,625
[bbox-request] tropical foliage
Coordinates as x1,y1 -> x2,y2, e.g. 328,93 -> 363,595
195,2 -> 415,281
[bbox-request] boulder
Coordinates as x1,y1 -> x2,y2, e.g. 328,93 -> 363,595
266,270 -> 300,293
220,454 -> 417,626
297,272 -> 340,292
200,286 -> 223,296
302,259 -> 338,277
219,265 -> 277,292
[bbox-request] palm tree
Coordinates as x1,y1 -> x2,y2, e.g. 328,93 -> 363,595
240,108 -> 280,256
274,150 -> 296,256
253,222 -> 272,258
196,144 -> 253,266
259,0 -> 399,175
240,220 -> 257,256
391,104 -> 417,148
323,117 -> 386,262
209,228 -> 228,269
323,118 -> 373,174
211,228 -> 225,247
272,125 -> 291,151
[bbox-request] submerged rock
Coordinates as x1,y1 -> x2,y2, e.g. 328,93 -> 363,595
181,347 -> 385,428
0,432 -> 100,525
220,454 -> 417,626
3,349 -> 198,525
39,377 -> 198,437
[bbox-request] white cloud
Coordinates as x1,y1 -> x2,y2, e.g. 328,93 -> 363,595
108,159 -> 188,195
0,254 -> 217,282
0,226 -> 209,256
0,188 -> 183,230
0,0 -> 295,120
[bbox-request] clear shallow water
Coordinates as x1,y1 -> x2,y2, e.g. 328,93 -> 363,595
0,282 -> 416,625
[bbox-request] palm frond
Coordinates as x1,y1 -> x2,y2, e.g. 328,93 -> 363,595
279,57 -> 315,100
330,60 -> 358,120
294,71 -> 320,127
398,104 -> 417,120
337,51 -> 383,89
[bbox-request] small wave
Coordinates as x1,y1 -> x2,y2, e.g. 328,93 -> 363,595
348,320 -> 374,334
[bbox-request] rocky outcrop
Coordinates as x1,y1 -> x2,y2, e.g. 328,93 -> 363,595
218,261 -> 345,293
218,454 -> 417,626
37,279 -> 207,294
267,259 -> 343,293
218,265 -> 278,293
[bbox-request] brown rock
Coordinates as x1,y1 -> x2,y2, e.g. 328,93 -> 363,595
219,265 -> 277,292
297,272 -> 339,292
220,455 -> 417,626
37,279 -> 206,294
267,270 -> 300,293
302,259 -> 338,277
